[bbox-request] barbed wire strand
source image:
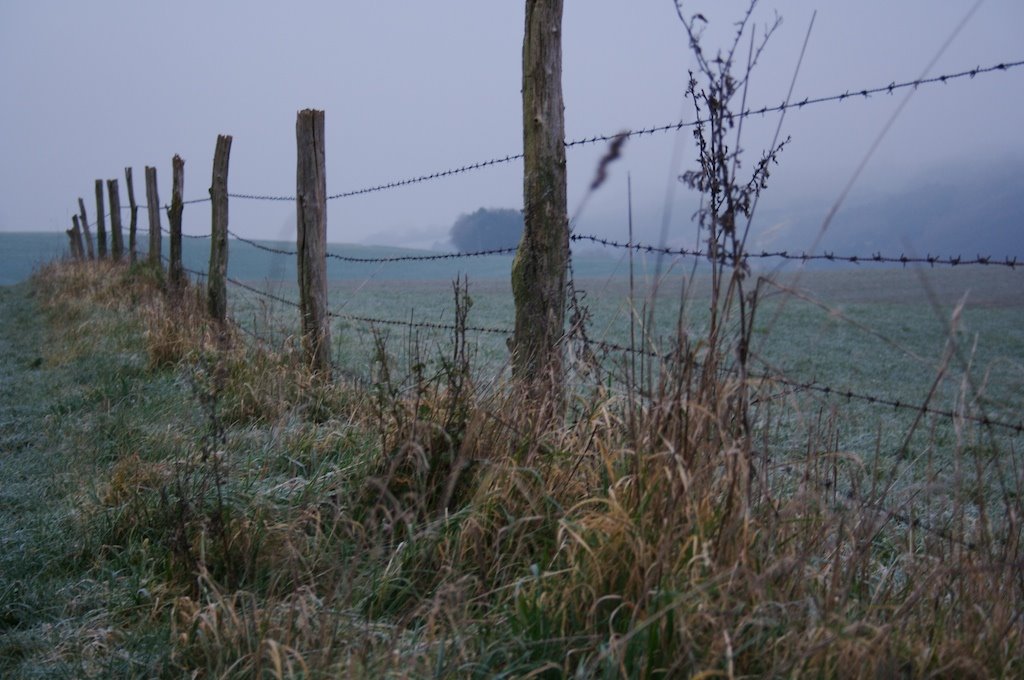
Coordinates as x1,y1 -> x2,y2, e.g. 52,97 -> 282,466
224,275 -> 301,309
327,246 -> 517,263
160,225 -> 214,240
329,310 -> 511,336
764,372 -> 1023,434
82,199 -> 212,235
219,273 -> 513,338
226,229 -> 518,262
105,220 -> 1024,270
569,234 -> 1021,268
214,58 -> 1023,203
221,226 -> 1020,269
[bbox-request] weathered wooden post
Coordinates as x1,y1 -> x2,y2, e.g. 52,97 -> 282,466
65,226 -> 78,259
68,216 -> 85,259
510,0 -> 569,417
296,109 -> 331,377
145,166 -> 162,268
106,179 -> 124,261
94,179 -> 107,259
167,155 -> 185,290
125,167 -> 139,264
208,136 -> 232,324
77,197 -> 96,260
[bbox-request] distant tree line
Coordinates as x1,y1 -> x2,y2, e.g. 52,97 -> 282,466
449,208 -> 523,252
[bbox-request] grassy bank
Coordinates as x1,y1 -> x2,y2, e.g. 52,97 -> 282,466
0,260 -> 1021,678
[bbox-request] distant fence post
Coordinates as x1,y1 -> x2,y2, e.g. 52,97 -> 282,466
68,216 -> 85,259
295,109 -> 331,377
145,166 -> 162,269
167,155 -> 185,291
77,197 -> 95,260
125,167 -> 139,265
94,179 -> 107,259
107,179 -> 124,261
511,0 -> 569,417
65,226 -> 78,259
208,135 -> 232,325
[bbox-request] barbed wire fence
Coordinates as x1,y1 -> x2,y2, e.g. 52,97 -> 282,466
81,59 -> 1024,229
66,55 -> 1024,571
185,255 -> 1024,565
72,57 -> 1024,443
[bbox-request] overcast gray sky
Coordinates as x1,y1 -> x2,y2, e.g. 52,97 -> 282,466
1,1 -> 1022,249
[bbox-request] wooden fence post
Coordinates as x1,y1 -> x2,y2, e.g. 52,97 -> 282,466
77,197 -> 95,260
94,179 -> 107,259
69,216 -> 85,259
107,179 -> 124,261
167,155 -> 185,290
125,167 -> 139,265
511,0 -> 569,416
296,109 -> 331,377
145,166 -> 162,268
65,226 -> 78,259
208,135 -> 232,324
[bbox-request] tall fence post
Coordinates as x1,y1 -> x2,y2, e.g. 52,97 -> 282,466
77,197 -> 96,260
511,0 -> 569,416
145,166 -> 162,269
68,216 -> 85,259
107,179 -> 124,261
168,155 -> 185,290
94,179 -> 107,259
125,167 -> 139,265
208,135 -> 232,325
295,109 -> 331,377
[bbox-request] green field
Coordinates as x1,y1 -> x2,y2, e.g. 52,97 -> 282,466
227,263 -> 1024,440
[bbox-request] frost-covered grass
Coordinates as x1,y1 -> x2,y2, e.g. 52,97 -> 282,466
2,260 -> 1021,678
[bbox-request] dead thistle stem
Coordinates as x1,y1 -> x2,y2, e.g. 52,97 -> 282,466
638,1 -> 788,475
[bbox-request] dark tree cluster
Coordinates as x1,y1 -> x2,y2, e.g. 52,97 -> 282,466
449,207 -> 524,252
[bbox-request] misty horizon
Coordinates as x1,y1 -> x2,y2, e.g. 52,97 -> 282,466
2,1 -> 1023,261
